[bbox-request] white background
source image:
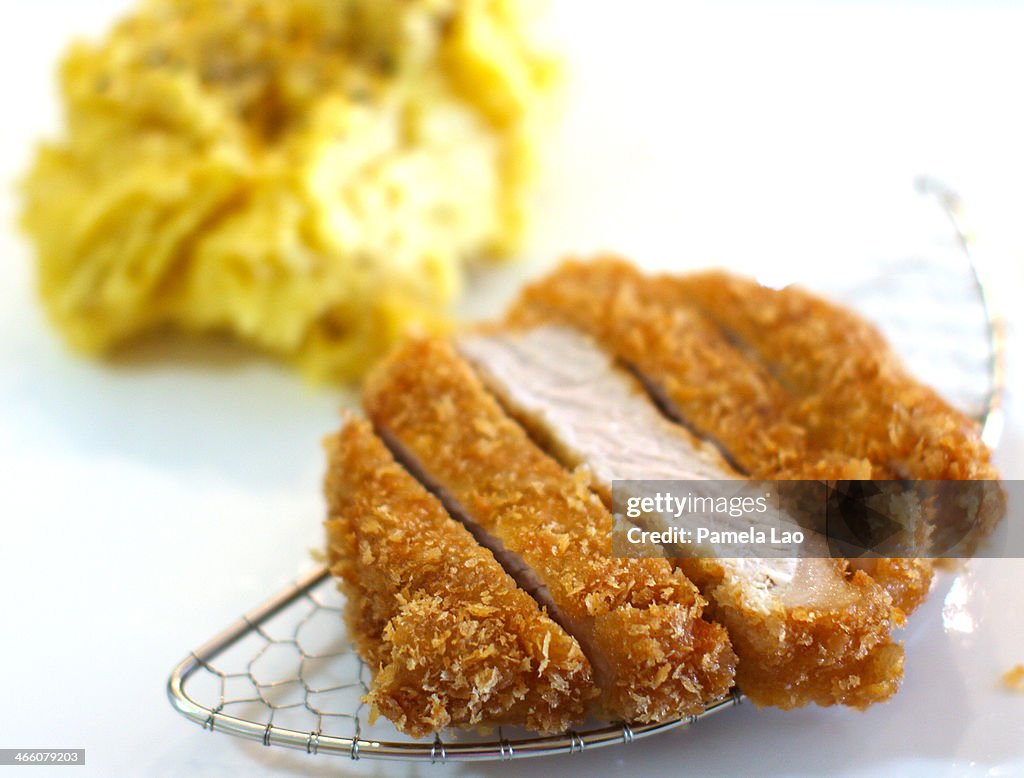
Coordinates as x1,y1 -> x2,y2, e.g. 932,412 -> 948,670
1,2 -> 1023,776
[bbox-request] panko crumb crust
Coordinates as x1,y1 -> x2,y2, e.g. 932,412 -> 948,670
668,269 -> 1005,555
324,416 -> 593,738
363,338 -> 737,723
509,258 -> 825,478
667,269 -> 1001,483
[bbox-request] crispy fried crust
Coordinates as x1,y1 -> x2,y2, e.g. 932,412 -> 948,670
363,338 -> 737,723
507,257 -> 944,615
672,270 -> 1004,548
324,416 -> 594,737
847,558 -> 933,622
666,270 -> 1000,483
665,271 -> 1005,604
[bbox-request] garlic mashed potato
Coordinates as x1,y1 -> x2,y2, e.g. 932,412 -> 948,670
21,0 -> 554,381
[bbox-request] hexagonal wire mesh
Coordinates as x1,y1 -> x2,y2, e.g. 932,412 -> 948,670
168,182 -> 1005,762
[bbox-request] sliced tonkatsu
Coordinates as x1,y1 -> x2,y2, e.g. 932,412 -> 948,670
665,270 -> 1006,552
363,338 -> 738,723
324,417 -> 595,737
322,256 -> 1004,735
459,325 -> 902,709
509,257 -> 974,618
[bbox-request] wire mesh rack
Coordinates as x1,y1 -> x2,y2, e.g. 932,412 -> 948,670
167,181 -> 1005,763
167,565 -> 742,762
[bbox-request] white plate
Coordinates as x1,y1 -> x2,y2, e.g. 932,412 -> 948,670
1,3 -> 1023,776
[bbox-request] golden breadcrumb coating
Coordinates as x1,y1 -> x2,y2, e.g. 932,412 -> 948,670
672,272 -> 1004,550
667,270 -> 1001,483
324,416 -> 593,737
507,257 -> 870,478
667,271 -> 1004,602
363,338 -> 737,723
507,257 -> 944,616
848,558 -> 933,622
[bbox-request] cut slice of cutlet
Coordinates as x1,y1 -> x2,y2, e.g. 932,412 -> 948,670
363,338 -> 737,724
507,256 -> 869,479
668,270 -> 1007,606
324,415 -> 594,738
459,324 -> 903,710
665,271 -> 1005,526
666,270 -> 1001,480
507,256 -> 945,616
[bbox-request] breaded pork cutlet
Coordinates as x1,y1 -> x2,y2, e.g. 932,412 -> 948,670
363,338 -> 737,724
324,417 -> 594,737
507,257 -> 939,615
459,325 -> 903,709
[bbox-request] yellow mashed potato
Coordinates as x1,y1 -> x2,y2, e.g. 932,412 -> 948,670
21,0 -> 555,381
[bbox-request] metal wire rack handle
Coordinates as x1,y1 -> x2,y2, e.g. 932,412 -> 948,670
167,183 -> 1005,763
914,175 -> 1005,448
